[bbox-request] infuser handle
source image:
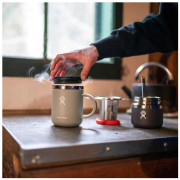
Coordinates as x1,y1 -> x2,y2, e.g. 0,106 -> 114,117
82,93 -> 97,119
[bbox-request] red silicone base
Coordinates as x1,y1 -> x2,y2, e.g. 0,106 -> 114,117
96,118 -> 120,125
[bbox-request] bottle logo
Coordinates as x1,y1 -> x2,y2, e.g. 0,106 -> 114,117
59,96 -> 65,105
140,110 -> 146,119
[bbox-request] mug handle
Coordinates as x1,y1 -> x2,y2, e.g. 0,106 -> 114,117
82,93 -> 97,119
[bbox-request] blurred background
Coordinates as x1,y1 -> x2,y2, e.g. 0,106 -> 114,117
3,2 -> 95,58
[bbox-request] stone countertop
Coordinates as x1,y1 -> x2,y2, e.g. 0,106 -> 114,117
3,113 -> 178,167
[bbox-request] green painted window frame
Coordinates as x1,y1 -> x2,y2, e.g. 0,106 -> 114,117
3,2 -> 123,79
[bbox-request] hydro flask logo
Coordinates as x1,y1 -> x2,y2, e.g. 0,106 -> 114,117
59,96 -> 65,105
140,110 -> 146,119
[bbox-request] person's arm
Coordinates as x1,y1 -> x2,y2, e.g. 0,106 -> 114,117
92,3 -> 178,60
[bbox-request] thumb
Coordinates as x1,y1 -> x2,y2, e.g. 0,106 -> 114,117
81,64 -> 92,81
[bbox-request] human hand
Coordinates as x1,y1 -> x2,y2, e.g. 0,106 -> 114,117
50,45 -> 99,81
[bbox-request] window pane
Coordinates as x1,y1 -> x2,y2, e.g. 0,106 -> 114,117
96,3 -> 114,64
2,2 -> 44,58
47,3 -> 95,59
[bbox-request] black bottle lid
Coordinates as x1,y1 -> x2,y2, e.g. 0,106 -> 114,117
53,77 -> 82,84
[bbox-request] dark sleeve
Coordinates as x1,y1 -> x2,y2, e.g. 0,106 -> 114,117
91,3 -> 178,60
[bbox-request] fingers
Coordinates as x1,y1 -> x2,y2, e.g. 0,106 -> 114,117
51,53 -> 76,71
50,60 -> 63,78
55,68 -> 61,77
51,54 -> 62,71
60,69 -> 67,77
81,63 -> 92,81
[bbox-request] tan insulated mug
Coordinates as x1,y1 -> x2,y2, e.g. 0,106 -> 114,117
51,77 -> 97,127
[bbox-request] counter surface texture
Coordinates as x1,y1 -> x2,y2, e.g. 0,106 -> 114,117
3,113 -> 178,167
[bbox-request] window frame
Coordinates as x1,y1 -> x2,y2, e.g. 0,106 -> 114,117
3,2 -> 123,80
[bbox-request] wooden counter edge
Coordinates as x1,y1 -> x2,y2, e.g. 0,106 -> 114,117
3,126 -> 178,178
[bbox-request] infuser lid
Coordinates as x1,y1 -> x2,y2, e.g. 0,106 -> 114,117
53,77 -> 82,84
96,96 -> 122,100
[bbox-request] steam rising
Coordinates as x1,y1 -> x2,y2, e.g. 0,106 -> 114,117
35,71 -> 50,83
82,76 -> 93,86
28,63 -> 52,84
28,67 -> 36,77
35,63 -> 51,83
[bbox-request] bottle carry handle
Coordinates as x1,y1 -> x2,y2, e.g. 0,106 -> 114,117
82,93 -> 97,119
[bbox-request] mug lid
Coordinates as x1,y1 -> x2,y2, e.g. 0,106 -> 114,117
53,77 -> 82,84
